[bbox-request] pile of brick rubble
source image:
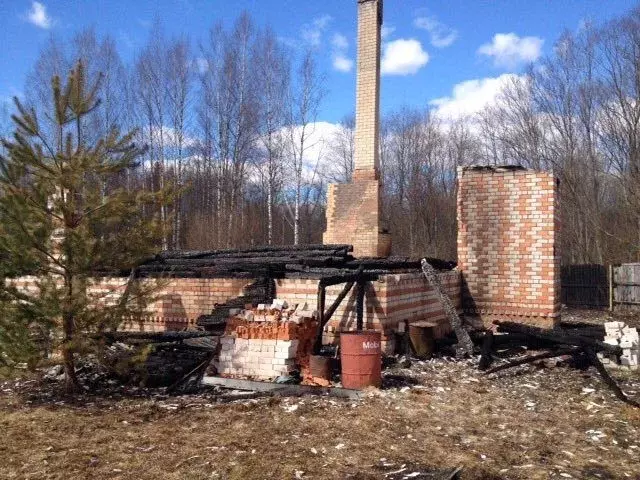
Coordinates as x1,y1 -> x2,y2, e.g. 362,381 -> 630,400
217,300 -> 320,380
599,321 -> 639,371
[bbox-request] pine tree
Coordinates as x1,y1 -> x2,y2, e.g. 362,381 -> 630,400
0,61 -> 172,392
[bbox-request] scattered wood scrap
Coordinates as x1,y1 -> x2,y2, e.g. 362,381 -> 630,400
483,321 -> 639,408
101,330 -> 218,390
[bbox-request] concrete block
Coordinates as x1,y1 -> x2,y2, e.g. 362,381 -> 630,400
605,321 -> 626,329
274,350 -> 294,360
620,339 -> 637,349
272,299 -> 288,310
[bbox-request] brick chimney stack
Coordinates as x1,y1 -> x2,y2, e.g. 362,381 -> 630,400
353,0 -> 382,181
323,0 -> 391,258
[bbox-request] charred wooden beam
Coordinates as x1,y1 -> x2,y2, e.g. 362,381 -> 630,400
345,256 -> 455,271
421,259 -> 474,357
485,347 -> 578,374
314,285 -> 327,354
324,282 -> 355,326
584,347 -> 640,408
156,244 -> 353,260
101,331 -> 217,343
356,280 -> 366,331
494,321 -> 622,356
313,281 -> 355,354
319,272 -> 378,287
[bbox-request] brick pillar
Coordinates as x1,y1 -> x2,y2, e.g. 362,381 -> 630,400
456,166 -> 561,328
323,0 -> 391,257
353,0 -> 382,180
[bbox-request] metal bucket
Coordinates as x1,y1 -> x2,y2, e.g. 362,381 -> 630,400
340,330 -> 381,389
309,355 -> 331,382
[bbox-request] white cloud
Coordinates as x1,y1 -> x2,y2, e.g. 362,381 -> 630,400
146,125 -> 198,150
249,121 -> 341,185
25,1 -> 51,29
333,55 -> 353,73
301,14 -> 333,47
381,39 -> 429,76
478,33 -> 544,69
195,57 -> 209,74
381,24 -> 396,39
331,33 -> 349,50
430,74 -> 524,120
414,16 -> 458,48
331,33 -> 353,73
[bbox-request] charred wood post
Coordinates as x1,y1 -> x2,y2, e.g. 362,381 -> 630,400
420,259 -> 474,357
478,331 -> 494,371
356,280 -> 366,331
315,285 -> 326,354
313,281 -> 355,354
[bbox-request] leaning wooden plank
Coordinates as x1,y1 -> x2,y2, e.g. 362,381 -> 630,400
420,259 -> 474,357
201,376 -> 363,400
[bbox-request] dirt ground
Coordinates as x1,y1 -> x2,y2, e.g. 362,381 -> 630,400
1,309 -> 640,480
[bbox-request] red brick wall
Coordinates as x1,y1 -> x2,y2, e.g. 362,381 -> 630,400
457,166 -> 561,328
12,271 -> 462,346
11,276 -> 250,331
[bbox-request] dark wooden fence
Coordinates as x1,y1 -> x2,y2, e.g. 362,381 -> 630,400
561,264 -> 609,308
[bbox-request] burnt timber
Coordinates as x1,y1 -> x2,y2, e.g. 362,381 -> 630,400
136,244 -> 455,280
136,245 -> 456,334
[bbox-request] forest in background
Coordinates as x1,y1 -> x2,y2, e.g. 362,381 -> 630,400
2,6 -> 640,265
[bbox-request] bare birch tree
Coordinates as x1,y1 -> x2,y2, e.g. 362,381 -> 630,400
285,52 -> 325,245
254,27 -> 290,245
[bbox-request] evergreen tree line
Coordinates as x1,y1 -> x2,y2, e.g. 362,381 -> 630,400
2,8 -> 640,264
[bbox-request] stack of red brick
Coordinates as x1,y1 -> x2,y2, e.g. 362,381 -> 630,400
217,300 -> 318,379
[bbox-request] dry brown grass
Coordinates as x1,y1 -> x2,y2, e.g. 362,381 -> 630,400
1,356 -> 640,480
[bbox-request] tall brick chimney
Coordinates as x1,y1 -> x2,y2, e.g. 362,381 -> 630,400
323,0 -> 391,257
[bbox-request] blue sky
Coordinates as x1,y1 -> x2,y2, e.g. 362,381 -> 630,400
0,0 -> 636,123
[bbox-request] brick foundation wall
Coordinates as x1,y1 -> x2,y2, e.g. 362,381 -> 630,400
457,166 -> 561,328
275,271 -> 461,354
11,276 -> 249,331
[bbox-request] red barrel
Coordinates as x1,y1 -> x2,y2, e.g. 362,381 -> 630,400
340,331 -> 381,389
